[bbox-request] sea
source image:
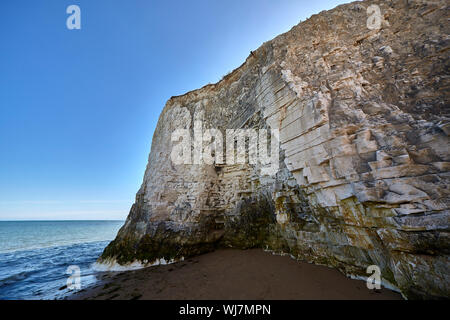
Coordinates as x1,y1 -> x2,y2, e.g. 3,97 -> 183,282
0,220 -> 124,300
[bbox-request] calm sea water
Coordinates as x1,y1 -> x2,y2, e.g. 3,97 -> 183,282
0,220 -> 124,300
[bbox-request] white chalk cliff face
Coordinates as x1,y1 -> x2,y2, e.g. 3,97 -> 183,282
101,0 -> 450,299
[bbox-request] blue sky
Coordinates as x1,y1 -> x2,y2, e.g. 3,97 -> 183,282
0,0 -> 350,220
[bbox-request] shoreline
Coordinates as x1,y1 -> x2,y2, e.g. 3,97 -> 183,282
68,249 -> 402,300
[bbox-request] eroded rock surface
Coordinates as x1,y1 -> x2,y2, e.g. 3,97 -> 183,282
101,0 -> 450,299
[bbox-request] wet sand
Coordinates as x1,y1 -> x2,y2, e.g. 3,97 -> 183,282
69,249 -> 402,300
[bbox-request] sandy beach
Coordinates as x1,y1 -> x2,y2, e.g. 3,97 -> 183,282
68,249 -> 402,300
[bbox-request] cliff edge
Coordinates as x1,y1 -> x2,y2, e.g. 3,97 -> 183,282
100,0 -> 450,299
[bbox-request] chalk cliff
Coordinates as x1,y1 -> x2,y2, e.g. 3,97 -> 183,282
100,0 -> 450,299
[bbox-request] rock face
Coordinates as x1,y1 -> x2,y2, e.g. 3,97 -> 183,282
101,0 -> 450,299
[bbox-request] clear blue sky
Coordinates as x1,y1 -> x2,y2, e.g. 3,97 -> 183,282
0,0 -> 350,220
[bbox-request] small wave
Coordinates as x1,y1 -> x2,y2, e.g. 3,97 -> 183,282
91,259 -> 146,272
0,271 -> 34,287
92,256 -> 184,272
